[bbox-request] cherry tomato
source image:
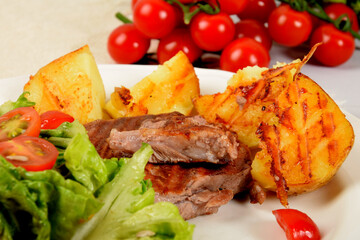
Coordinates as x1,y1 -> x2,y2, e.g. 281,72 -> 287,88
268,4 -> 312,47
0,136 -> 58,171
173,4 -> 186,27
133,0 -> 177,39
178,0 -> 196,3
324,3 -> 359,32
131,0 -> 141,9
237,0 -> 276,23
273,208 -> 321,240
0,107 -> 41,141
157,28 -> 203,64
220,38 -> 270,72
107,23 -> 150,64
218,0 -> 248,15
190,12 -> 235,52
235,19 -> 272,50
40,111 -> 75,129
310,24 -> 355,67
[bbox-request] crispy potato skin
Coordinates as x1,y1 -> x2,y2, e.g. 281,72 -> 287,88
23,45 -> 105,124
252,73 -> 354,196
105,51 -> 200,118
194,59 -> 354,205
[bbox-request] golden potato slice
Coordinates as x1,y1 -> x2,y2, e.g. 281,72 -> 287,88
194,62 -> 300,148
195,44 -> 354,205
23,45 -> 106,124
252,73 -> 354,205
105,51 -> 200,118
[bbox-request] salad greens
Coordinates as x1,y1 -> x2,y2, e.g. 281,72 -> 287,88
0,92 -> 35,116
72,144 -> 194,240
0,94 -> 194,240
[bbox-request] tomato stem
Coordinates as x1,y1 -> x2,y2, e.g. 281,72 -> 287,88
166,0 -> 220,25
115,12 -> 132,24
279,0 -> 360,40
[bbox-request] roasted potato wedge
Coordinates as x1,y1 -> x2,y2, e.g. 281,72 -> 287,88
194,46 -> 354,205
194,62 -> 299,148
105,51 -> 200,118
23,45 -> 106,124
252,73 -> 354,204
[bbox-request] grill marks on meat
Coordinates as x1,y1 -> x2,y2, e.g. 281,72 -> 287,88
85,112 -> 251,219
108,114 -> 240,164
145,148 -> 251,219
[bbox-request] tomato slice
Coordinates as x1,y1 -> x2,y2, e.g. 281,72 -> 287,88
273,209 -> 321,240
0,136 -> 58,171
0,107 -> 41,141
40,111 -> 74,129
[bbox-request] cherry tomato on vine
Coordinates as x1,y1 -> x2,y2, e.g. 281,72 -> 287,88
237,0 -> 276,23
235,19 -> 272,50
157,28 -> 203,64
324,3 -> 359,32
40,111 -> 74,129
268,4 -> 312,47
310,24 -> 355,67
220,38 -> 270,72
0,107 -> 41,141
218,0 -> 248,15
178,0 -> 196,3
107,23 -> 150,64
133,0 -> 177,39
131,0 -> 141,9
190,12 -> 235,52
273,208 -> 321,240
0,136 -> 58,171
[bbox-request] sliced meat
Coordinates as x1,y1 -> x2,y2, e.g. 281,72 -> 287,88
107,114 -> 240,164
145,152 -> 251,219
85,112 -> 252,219
85,112 -> 173,159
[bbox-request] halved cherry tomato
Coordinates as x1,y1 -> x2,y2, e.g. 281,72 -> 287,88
273,208 -> 321,240
40,111 -> 75,129
268,4 -> 312,47
0,107 -> 41,141
0,136 -> 58,171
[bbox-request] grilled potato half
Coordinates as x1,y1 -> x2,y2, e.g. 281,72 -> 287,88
105,51 -> 200,118
23,45 -> 106,124
194,49 -> 354,205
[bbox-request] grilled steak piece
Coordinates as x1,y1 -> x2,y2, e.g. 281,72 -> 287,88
85,112 -> 252,219
145,152 -> 251,219
108,114 -> 240,164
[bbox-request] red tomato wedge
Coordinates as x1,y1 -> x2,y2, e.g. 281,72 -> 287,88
273,209 -> 321,240
40,110 -> 75,129
0,136 -> 58,171
0,107 -> 41,141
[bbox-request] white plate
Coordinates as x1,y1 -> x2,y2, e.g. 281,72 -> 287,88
0,64 -> 359,240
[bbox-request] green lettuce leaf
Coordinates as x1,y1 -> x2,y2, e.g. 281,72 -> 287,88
0,157 -> 102,240
64,133 -> 108,193
0,92 -> 35,116
71,144 -> 194,240
0,209 -> 14,240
